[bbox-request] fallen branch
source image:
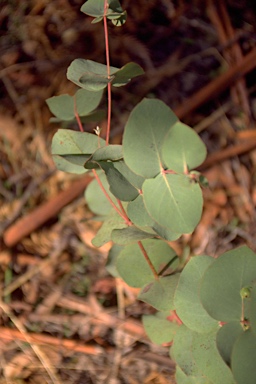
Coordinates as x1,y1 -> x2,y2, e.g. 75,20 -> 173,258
199,138 -> 256,170
175,47 -> 256,119
0,326 -> 103,355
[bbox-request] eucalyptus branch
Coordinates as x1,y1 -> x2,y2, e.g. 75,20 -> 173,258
103,0 -> 111,145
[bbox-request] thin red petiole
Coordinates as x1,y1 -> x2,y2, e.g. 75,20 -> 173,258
138,241 -> 159,280
92,170 -> 128,222
74,96 -> 84,132
117,199 -> 132,226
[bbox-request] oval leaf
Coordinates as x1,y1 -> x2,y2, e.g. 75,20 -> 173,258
111,226 -> 154,245
231,329 -> 256,384
85,171 -> 118,216
216,321 -> 243,365
174,255 -> 218,333
100,162 -> 139,201
138,274 -> 180,311
142,173 -> 203,234
123,98 -> 179,178
92,210 -> 126,247
143,312 -> 179,345
171,325 -> 203,377
191,329 -> 235,384
67,59 -> 118,91
51,129 -> 105,174
162,122 -> 207,173
116,239 -> 177,288
200,246 -> 256,322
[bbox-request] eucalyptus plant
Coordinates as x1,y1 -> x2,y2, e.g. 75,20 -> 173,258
47,1 -> 256,383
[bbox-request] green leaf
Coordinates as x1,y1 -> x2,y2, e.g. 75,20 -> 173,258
123,98 -> 179,178
80,0 -> 105,17
250,285 -> 256,336
85,171 -> 118,215
67,59 -> 117,91
46,88 -> 103,121
162,122 -> 207,173
51,129 -> 105,174
111,226 -> 155,245
92,209 -> 126,247
111,11 -> 127,26
174,255 -> 218,333
106,244 -> 124,277
67,59 -> 143,91
99,162 -> 139,201
231,329 -> 256,384
200,246 -> 256,322
127,195 -> 155,227
127,195 -> 181,242
116,239 -> 177,288
142,312 -> 179,345
113,161 -> 145,190
138,274 -> 180,311
216,321 -> 243,365
142,173 -> 203,234
50,109 -> 106,124
191,330 -> 235,384
81,0 -> 124,19
111,62 -> 144,87
175,365 -> 210,384
171,325 -> 203,377
52,129 -> 105,155
88,145 -> 123,162
152,222 -> 181,241
52,155 -> 90,174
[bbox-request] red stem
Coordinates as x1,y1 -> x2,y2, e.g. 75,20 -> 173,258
138,241 -> 159,280
92,170 -> 128,222
74,96 -> 84,132
103,0 -> 111,145
117,200 -> 132,226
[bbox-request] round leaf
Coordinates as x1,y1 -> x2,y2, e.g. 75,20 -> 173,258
162,122 -> 207,173
106,244 -> 124,277
127,195 -> 155,227
111,227 -> 154,245
89,145 -> 123,162
142,173 -> 203,234
85,172 -> 118,215
174,255 -> 218,333
138,274 -> 180,311
116,239 -> 177,287
67,59 -> 118,91
191,330 -> 235,384
175,365 -> 210,384
143,312 -> 179,345
123,98 -> 178,178
216,321 -> 243,365
200,246 -> 256,322
92,211 -> 126,247
171,325 -> 202,377
100,162 -> 139,201
111,62 -> 144,87
231,329 -> 256,384
51,129 -> 105,174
